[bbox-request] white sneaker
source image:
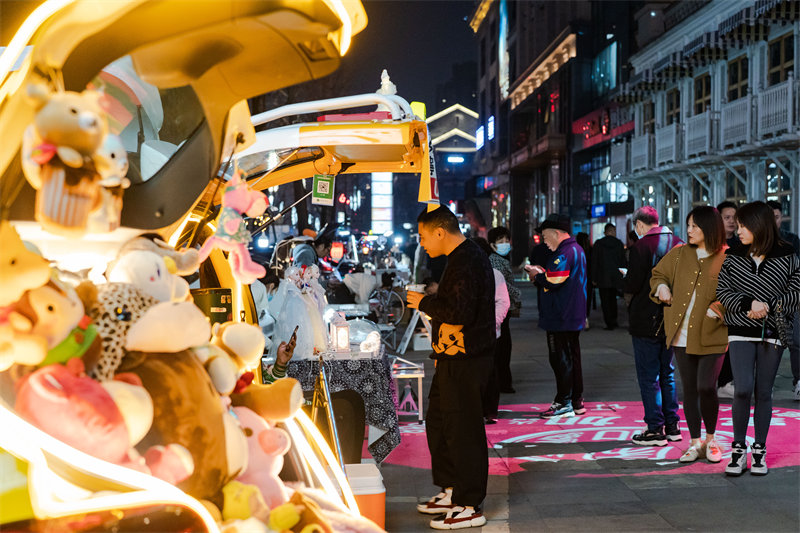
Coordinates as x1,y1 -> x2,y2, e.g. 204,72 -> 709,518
430,506 -> 487,530
418,487 -> 456,514
704,438 -> 723,463
717,382 -> 735,399
793,382 -> 800,401
750,444 -> 768,475
679,443 -> 704,463
726,442 -> 747,476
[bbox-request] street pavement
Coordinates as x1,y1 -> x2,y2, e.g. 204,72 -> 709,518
380,284 -> 800,532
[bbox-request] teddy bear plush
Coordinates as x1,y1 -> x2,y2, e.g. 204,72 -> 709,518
116,233 -> 200,276
107,250 -> 191,303
15,358 -> 193,485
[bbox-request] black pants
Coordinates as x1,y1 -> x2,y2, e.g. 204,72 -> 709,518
545,330 -> 583,405
598,288 -> 618,328
427,356 -> 492,508
483,318 -> 513,418
717,350 -> 733,387
673,347 -> 724,439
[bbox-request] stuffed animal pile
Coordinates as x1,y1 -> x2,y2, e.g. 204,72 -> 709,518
0,225 -> 383,532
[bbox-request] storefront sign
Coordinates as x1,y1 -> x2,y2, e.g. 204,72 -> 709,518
312,174 -> 335,206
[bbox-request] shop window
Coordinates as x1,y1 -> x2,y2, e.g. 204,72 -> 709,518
766,159 -> 793,231
768,33 -> 794,86
727,56 -> 748,102
642,101 -> 655,135
666,89 -> 680,125
694,74 -> 711,114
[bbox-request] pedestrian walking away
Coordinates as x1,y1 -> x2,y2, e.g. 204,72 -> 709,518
592,223 -> 626,330
623,206 -> 683,447
526,214 -> 587,419
407,206 -> 496,530
650,206 -> 728,464
716,201 -> 800,476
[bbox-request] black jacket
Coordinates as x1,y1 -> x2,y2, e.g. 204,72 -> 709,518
623,227 -> 683,338
591,235 -> 626,289
419,239 -> 496,359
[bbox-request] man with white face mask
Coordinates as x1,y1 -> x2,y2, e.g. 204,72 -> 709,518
488,227 -> 521,395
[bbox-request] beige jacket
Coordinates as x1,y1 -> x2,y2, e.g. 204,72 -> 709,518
649,244 -> 728,354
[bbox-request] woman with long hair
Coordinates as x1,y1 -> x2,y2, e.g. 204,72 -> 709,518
650,206 -> 728,463
716,201 -> 800,476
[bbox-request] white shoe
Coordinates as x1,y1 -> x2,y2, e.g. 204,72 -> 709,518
793,382 -> 800,401
704,438 -> 723,463
418,487 -> 455,514
679,443 -> 704,463
717,382 -> 735,399
430,506 -> 487,530
584,318 -> 590,330
750,444 -> 768,475
726,442 -> 747,476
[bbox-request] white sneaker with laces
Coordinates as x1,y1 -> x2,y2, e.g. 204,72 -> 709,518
430,506 -> 487,530
704,438 -> 723,463
679,443 -> 704,463
418,487 -> 456,515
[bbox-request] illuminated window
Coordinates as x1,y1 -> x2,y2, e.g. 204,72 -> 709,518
727,56 -> 748,102
768,33 -> 793,86
476,125 -> 485,149
488,115 -> 495,140
591,42 -> 618,98
694,74 -> 711,114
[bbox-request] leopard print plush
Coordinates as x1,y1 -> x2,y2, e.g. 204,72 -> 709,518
86,283 -> 156,380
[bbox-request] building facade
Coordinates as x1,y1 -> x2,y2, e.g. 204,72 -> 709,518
611,0 -> 800,238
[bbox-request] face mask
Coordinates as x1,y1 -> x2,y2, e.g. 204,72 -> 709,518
495,243 -> 512,256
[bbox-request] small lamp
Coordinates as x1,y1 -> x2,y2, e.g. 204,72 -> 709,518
329,313 -> 350,352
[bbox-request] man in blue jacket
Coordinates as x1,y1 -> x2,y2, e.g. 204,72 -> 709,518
527,214 -> 587,418
407,206 -> 495,530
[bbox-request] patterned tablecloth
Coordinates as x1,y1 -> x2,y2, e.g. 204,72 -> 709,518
287,352 -> 401,463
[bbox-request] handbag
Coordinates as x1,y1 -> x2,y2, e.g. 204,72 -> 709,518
774,299 -> 792,347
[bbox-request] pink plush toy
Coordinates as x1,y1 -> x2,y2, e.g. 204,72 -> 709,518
233,406 -> 290,509
197,171 -> 267,285
15,358 -> 193,484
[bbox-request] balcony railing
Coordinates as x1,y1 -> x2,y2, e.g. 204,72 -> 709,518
758,74 -> 796,137
630,134 -> 652,172
685,110 -> 717,159
655,123 -> 681,166
610,141 -> 628,177
720,96 -> 752,147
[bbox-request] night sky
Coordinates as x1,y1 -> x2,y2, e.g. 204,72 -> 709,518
339,0 -> 476,112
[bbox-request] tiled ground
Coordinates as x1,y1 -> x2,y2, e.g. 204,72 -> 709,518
379,285 -> 800,532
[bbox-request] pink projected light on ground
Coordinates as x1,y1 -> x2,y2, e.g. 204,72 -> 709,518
385,402 -> 800,477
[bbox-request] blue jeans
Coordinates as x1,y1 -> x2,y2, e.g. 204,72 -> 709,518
632,337 -> 680,432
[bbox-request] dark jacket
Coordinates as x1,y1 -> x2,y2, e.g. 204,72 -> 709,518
717,240 -> 800,340
779,229 -> 800,257
534,237 -> 587,332
419,239 -> 496,359
591,235 -> 626,289
529,242 -> 552,315
623,227 -> 683,338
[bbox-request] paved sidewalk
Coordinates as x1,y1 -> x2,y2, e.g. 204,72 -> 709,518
381,285 -> 800,532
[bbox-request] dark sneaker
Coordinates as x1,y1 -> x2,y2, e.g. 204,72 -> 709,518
632,429 -> 667,446
539,402 -> 575,418
430,506 -> 487,530
750,443 -> 767,475
665,423 -> 682,442
726,441 -> 747,476
573,399 -> 586,415
418,488 -> 456,515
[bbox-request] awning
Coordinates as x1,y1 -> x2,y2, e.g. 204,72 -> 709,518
682,31 -> 727,67
652,51 -> 692,82
719,7 -> 769,47
755,0 -> 800,22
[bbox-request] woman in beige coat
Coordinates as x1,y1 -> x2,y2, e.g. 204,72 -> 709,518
650,206 -> 728,463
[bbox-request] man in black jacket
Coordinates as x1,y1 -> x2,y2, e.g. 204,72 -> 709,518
407,206 -> 495,530
623,206 -> 683,446
591,223 -> 626,330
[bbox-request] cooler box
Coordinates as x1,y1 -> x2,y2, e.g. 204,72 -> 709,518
345,463 -> 385,529
412,331 -> 431,351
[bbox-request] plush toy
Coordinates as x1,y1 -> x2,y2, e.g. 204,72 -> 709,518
117,233 -> 200,276
221,480 -> 270,522
108,250 -> 191,303
230,376 -> 304,423
232,406 -> 291,509
21,83 -> 111,236
0,222 -> 51,370
197,171 -> 267,285
76,281 -> 157,381
13,278 -> 101,372
15,358 -> 193,484
125,301 -> 210,353
87,134 -> 130,233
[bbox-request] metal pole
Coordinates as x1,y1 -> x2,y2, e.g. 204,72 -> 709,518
310,355 -> 346,467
